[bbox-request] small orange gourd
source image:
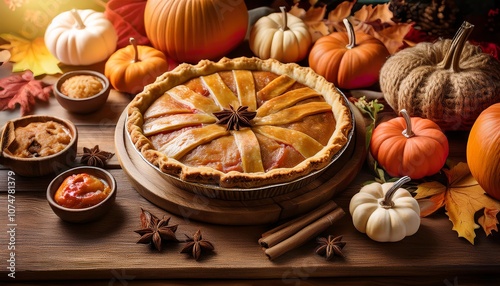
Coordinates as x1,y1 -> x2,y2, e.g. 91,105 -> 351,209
308,19 -> 390,89
467,103 -> 500,200
104,38 -> 173,94
370,109 -> 449,179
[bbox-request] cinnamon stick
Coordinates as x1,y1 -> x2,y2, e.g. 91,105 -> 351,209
259,200 -> 338,248
264,207 -> 345,261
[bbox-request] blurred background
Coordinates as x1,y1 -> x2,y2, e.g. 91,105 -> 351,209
0,0 -> 498,44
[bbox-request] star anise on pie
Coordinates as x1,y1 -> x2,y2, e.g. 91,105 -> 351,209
134,208 -> 178,251
80,145 -> 114,167
315,235 -> 346,260
213,105 -> 256,131
180,229 -> 214,261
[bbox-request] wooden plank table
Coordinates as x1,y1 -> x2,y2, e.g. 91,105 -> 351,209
1,62 -> 499,285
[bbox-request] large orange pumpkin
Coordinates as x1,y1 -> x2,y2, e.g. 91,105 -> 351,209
308,19 -> 390,89
467,103 -> 500,200
144,0 -> 248,63
370,110 -> 449,179
104,38 -> 173,94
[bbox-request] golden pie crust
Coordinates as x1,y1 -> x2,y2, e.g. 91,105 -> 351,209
127,57 -> 352,188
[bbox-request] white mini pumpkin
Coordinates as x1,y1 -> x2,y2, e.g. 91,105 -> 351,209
349,176 -> 420,242
249,7 -> 312,63
45,9 -> 117,66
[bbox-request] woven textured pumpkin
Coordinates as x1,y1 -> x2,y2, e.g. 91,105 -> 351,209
249,7 -> 312,63
104,38 -> 172,94
45,9 -> 117,66
466,103 -> 500,200
380,21 -> 500,131
308,18 -> 390,89
144,0 -> 248,63
370,109 -> 449,179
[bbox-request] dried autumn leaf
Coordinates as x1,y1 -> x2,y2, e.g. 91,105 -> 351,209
352,3 -> 394,25
325,1 -> 355,32
328,1 -> 355,22
0,34 -> 62,76
290,4 -> 329,42
375,23 -> 414,54
415,162 -> 500,244
350,3 -> 411,54
355,22 -> 413,54
0,70 -> 52,115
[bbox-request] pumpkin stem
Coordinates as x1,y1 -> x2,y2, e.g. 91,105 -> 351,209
129,37 -> 139,63
343,18 -> 356,49
439,21 -> 474,71
280,6 -> 288,31
400,109 -> 414,138
70,9 -> 85,29
380,176 -> 411,208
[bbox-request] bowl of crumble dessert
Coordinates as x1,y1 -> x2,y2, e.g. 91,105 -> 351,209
0,115 -> 78,176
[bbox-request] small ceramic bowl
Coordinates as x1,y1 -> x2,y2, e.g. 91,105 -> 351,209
54,70 -> 110,114
47,166 -> 117,223
0,115 -> 78,177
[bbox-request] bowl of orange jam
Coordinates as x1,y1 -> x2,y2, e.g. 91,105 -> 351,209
47,166 -> 116,223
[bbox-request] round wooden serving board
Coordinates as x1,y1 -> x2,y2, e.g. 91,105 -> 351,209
114,104 -> 366,225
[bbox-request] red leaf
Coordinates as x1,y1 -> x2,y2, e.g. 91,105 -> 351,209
0,71 -> 51,115
104,0 -> 150,49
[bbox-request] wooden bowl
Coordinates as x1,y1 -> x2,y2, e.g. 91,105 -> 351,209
0,115 -> 78,177
46,166 -> 117,223
54,70 -> 110,114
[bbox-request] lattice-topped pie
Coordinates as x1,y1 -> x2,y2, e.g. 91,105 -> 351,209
127,57 -> 352,188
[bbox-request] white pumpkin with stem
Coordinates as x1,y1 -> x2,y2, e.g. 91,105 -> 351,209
45,9 -> 117,66
349,176 -> 421,242
249,6 -> 312,63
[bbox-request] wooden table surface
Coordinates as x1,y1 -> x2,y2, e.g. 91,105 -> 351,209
1,61 -> 499,285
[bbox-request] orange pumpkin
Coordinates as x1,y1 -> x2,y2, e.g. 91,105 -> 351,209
370,109 -> 449,179
308,19 -> 390,89
144,0 -> 248,63
467,103 -> 500,200
104,38 -> 174,94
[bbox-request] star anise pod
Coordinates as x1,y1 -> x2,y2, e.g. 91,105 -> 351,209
180,229 -> 214,261
134,208 -> 178,251
315,235 -> 346,260
213,105 -> 256,131
80,145 -> 114,167
80,145 -> 115,168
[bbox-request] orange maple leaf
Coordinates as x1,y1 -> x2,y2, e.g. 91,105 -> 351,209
415,162 -> 500,244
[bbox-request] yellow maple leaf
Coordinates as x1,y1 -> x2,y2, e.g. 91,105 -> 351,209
415,162 -> 500,244
0,33 -> 62,76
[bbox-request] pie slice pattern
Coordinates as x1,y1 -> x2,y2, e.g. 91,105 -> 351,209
143,72 -> 334,173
